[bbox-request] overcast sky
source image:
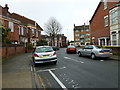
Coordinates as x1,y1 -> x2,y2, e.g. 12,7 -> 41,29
1,0 -> 100,41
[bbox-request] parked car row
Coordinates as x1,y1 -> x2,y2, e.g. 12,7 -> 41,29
32,45 -> 113,67
66,45 -> 113,60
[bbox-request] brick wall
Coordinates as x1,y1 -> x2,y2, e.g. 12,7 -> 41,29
90,2 -> 118,44
105,46 -> 120,55
2,45 -> 25,58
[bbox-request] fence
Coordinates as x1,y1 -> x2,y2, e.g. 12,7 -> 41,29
1,44 -> 25,58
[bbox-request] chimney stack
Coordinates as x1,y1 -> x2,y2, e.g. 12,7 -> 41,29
4,4 -> 9,12
74,24 -> 75,27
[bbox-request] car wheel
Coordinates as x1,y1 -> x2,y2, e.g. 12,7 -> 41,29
91,53 -> 96,60
53,61 -> 57,65
34,63 -> 37,67
78,52 -> 82,57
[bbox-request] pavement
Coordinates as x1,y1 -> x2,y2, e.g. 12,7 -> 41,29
2,53 -> 119,89
110,54 -> 119,60
2,53 -> 34,89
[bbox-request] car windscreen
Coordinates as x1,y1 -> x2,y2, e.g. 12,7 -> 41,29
35,47 -> 54,53
68,46 -> 75,48
94,45 -> 102,49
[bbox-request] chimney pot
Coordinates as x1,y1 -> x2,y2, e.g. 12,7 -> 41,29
5,4 -> 8,7
74,24 -> 75,27
5,4 -> 9,10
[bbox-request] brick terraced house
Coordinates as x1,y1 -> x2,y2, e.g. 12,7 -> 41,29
74,24 -> 90,46
109,2 -> 120,46
41,34 -> 67,47
90,0 -> 119,46
0,4 -> 20,44
0,4 -> 43,47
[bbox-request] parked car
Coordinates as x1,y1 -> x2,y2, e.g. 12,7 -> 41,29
52,46 -> 59,51
32,46 -> 57,66
66,45 -> 77,54
77,45 -> 112,59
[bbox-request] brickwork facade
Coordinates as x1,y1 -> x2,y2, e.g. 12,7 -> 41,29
74,24 -> 90,46
90,1 -> 119,46
0,4 -> 43,46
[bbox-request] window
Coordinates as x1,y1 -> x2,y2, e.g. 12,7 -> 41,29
112,41 -> 117,45
26,27 -> 28,33
112,34 -> 116,40
86,29 -> 89,32
110,10 -> 117,25
21,27 -> 24,35
36,31 -> 38,37
86,33 -> 90,36
75,39 -> 79,41
84,46 -> 89,49
104,0 -> 107,10
8,22 -> 14,32
118,8 -> 120,24
88,46 -> 93,49
86,38 -> 90,41
75,34 -> 79,37
75,30 -> 79,32
104,15 -> 108,27
32,29 -> 34,34
119,31 -> 120,39
18,26 -> 21,35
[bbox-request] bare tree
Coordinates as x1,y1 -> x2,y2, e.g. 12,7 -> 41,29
44,17 -> 62,46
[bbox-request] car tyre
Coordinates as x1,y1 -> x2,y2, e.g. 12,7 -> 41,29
53,61 -> 57,65
91,53 -> 96,60
34,63 -> 37,67
78,52 -> 82,57
67,51 -> 69,54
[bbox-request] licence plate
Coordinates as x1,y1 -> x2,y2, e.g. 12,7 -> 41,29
42,55 -> 50,57
70,48 -> 75,50
104,52 -> 110,53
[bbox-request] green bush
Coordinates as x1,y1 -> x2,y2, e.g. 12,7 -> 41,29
28,44 -> 34,49
37,40 -> 48,46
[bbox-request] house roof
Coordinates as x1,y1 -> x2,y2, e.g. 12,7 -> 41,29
0,4 -> 43,31
90,0 -> 120,23
110,2 -> 120,10
11,13 -> 43,31
74,25 -> 89,30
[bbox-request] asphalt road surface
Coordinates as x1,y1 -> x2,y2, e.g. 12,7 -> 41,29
33,48 -> 119,89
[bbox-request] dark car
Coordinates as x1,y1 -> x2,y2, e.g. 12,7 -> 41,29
66,45 -> 76,54
52,46 -> 59,51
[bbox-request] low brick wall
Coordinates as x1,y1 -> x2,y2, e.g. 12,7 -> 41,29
105,46 -> 120,55
2,44 -> 25,59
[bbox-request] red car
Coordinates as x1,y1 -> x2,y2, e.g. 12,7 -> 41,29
66,45 -> 77,54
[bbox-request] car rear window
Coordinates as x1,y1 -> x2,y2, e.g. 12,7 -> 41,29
68,46 -> 75,48
35,47 -> 54,53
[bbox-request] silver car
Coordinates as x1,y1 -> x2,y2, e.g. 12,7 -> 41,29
32,46 -> 57,66
77,45 -> 112,59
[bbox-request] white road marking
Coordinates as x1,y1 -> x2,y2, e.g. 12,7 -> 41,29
49,70 -> 68,90
31,66 -> 33,72
100,60 -> 104,61
64,57 -> 84,63
37,66 -> 66,72
64,57 -> 71,59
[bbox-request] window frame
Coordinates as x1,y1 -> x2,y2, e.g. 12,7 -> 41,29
104,15 -> 108,27
8,21 -> 14,32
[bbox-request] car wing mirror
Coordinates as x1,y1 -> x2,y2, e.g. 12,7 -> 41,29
32,49 -> 35,53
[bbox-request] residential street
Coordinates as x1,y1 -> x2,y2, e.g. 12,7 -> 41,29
2,48 -> 119,89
